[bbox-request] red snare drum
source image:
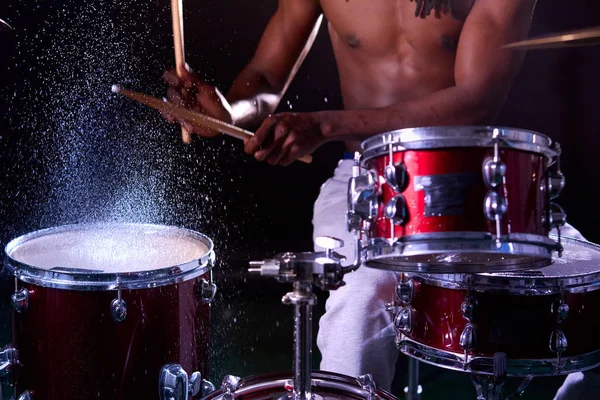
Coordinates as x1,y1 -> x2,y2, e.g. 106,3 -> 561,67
202,371 -> 398,400
389,236 -> 600,377
350,126 -> 566,273
1,223 -> 216,400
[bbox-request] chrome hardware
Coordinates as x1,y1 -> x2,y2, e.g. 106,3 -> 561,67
315,236 -> 344,260
385,163 -> 408,193
484,191 -> 507,221
200,278 -> 217,304
461,300 -> 474,322
202,379 -> 216,396
553,302 -> 569,324
547,202 -> 567,229
482,158 -> 506,188
549,329 -> 568,355
347,152 -> 378,233
11,287 -> 29,313
358,374 -> 377,400
459,323 -> 477,352
0,346 -> 18,378
396,279 -> 414,304
393,307 -> 412,334
17,391 -> 33,400
384,194 -> 408,225
547,142 -> 566,200
159,363 -> 214,400
548,172 -> 566,200
221,374 -> 241,399
110,297 -> 127,323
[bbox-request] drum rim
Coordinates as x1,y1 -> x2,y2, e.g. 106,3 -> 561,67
408,235 -> 600,294
202,370 -> 397,400
360,126 -> 557,162
363,232 -> 557,274
398,336 -> 600,377
3,222 -> 215,291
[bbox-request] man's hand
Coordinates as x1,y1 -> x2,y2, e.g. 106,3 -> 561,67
244,112 -> 326,166
162,68 -> 234,138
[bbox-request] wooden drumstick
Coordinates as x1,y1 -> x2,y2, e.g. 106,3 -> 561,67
171,0 -> 192,144
111,85 -> 313,164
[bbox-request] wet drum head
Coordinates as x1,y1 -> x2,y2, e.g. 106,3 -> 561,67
4,223 -> 215,290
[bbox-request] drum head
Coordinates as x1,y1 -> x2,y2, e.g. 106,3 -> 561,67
360,126 -> 556,163
4,223 -> 214,290
414,236 -> 600,294
202,371 -> 398,400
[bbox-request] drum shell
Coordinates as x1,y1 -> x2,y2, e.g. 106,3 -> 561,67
367,147 -> 547,239
405,275 -> 600,359
11,274 -> 210,400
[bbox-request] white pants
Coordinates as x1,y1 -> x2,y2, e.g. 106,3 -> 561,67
312,159 -> 596,397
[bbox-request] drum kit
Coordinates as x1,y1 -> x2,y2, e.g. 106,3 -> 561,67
1,22 -> 600,400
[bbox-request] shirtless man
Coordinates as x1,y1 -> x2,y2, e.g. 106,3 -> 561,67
163,0 -> 592,396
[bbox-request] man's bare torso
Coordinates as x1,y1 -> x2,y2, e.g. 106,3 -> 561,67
319,0 -> 475,151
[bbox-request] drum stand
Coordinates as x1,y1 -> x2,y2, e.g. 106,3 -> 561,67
468,353 -> 532,400
249,236 -> 370,400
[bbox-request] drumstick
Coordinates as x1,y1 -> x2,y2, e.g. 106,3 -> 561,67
171,0 -> 192,144
111,85 -> 313,164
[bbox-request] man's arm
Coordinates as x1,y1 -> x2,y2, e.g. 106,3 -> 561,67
164,0 -> 322,136
227,2 -> 322,127
245,0 -> 537,165
318,0 -> 537,139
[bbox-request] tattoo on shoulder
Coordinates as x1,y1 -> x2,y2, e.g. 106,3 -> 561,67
411,0 -> 474,21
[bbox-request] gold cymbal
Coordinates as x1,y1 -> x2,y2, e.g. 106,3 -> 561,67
501,26 -> 600,50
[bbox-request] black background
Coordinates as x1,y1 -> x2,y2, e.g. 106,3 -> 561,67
0,0 -> 599,398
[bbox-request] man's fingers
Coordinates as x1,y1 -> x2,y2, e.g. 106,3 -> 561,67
163,69 -> 182,87
245,116 -> 278,154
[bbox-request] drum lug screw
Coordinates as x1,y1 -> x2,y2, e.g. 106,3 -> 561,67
460,300 -> 474,322
483,191 -> 507,221
385,163 -> 408,193
396,279 -> 414,304
548,172 -> 566,200
482,158 -> 506,188
110,298 -> 127,323
384,194 -> 408,225
11,288 -> 29,313
393,307 -> 412,334
200,279 -> 217,304
459,323 -> 477,352
549,329 -> 568,355
553,302 -> 570,324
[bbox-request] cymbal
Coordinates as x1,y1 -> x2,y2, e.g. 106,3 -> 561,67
501,26 -> 600,50
0,18 -> 12,32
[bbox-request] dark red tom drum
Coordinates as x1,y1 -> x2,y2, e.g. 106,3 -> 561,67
1,223 -> 216,400
388,236 -> 600,377
348,126 -> 567,273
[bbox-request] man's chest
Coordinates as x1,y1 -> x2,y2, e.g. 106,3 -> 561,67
319,0 -> 472,56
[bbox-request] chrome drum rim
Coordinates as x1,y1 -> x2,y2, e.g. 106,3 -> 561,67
360,126 -> 556,163
4,222 -> 215,291
398,337 -> 600,377
363,232 -> 558,273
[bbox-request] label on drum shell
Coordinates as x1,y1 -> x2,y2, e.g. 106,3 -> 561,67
414,172 -> 477,217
